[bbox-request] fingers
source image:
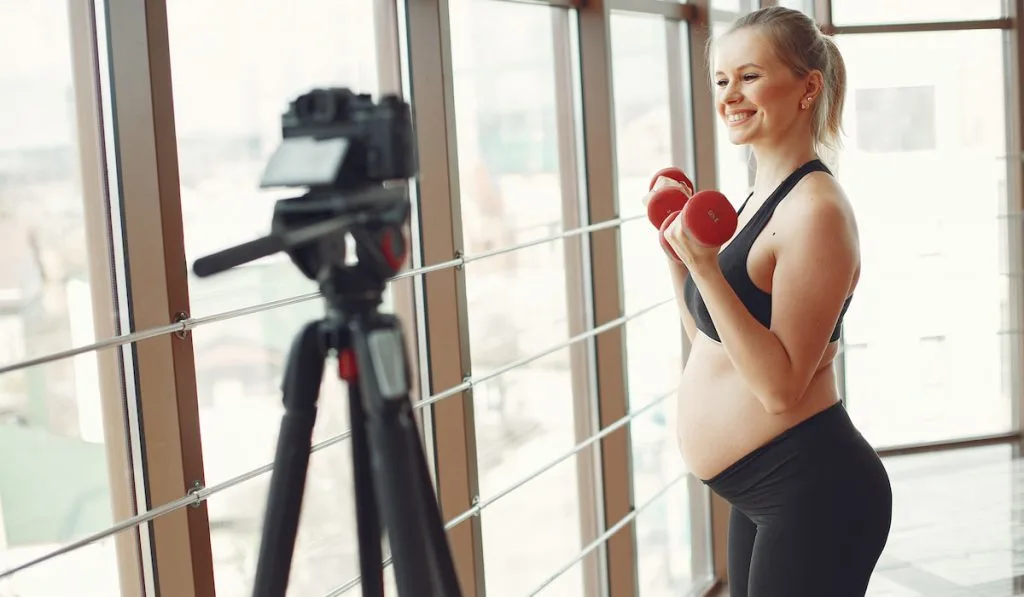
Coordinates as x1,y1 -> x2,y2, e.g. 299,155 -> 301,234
642,176 -> 689,209
656,175 -> 694,197
663,213 -> 689,262
653,176 -> 686,192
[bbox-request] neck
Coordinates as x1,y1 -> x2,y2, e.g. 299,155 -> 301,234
749,133 -> 817,197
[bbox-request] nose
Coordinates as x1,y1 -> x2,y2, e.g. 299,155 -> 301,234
722,83 -> 743,104
717,80 -> 742,107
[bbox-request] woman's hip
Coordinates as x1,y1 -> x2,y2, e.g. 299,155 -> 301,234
702,402 -> 891,520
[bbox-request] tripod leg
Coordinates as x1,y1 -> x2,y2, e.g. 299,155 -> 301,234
340,349 -> 384,597
349,315 -> 463,597
408,416 -> 464,594
253,321 -> 327,597
388,398 -> 464,596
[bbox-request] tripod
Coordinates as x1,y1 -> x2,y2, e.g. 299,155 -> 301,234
193,186 -> 463,597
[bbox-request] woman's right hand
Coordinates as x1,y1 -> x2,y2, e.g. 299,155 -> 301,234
643,176 -> 692,263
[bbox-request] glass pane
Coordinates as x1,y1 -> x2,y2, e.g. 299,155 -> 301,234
610,11 -> 697,595
167,0 -> 381,318
777,0 -> 813,15
712,0 -> 745,12
193,310 -> 404,597
634,482 -> 697,594
449,1 -> 583,594
165,1 -> 400,594
193,309 -> 369,596
835,30 -> 1012,447
832,0 -> 1004,26
0,3 -> 136,595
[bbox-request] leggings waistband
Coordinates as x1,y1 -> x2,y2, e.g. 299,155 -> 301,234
701,402 -> 860,498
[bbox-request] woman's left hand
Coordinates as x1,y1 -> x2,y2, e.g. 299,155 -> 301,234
662,214 -> 723,277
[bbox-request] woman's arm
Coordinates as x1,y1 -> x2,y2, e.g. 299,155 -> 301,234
670,189 -> 858,413
643,178 -> 698,344
666,257 -> 697,343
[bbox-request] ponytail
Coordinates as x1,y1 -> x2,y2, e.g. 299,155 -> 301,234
819,34 -> 847,156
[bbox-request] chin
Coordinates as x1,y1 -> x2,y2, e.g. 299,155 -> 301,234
727,130 -> 756,146
721,118 -> 758,146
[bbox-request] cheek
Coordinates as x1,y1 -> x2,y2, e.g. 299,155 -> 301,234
755,82 -> 796,110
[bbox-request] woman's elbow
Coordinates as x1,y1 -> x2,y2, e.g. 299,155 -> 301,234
757,383 -> 805,415
758,395 -> 792,415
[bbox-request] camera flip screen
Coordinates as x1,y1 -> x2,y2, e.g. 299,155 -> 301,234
260,136 -> 350,189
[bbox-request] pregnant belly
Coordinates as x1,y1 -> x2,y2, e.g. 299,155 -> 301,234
675,368 -> 768,479
675,340 -> 839,480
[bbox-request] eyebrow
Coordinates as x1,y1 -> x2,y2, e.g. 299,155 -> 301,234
715,62 -> 764,75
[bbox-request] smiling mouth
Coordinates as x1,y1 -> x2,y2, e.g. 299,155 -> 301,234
726,111 -> 755,126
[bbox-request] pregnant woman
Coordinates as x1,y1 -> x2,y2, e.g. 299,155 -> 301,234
654,7 -> 893,596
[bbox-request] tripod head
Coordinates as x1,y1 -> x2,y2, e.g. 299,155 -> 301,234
193,87 -> 418,312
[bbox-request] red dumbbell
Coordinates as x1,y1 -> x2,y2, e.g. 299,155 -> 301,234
677,190 -> 738,247
645,167 -> 738,260
647,167 -> 694,229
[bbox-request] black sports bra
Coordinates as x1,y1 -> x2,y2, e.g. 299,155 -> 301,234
682,159 -> 852,343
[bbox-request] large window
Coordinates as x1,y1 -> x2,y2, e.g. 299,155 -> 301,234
610,11 -> 699,596
0,2 -> 136,596
835,30 -> 1013,447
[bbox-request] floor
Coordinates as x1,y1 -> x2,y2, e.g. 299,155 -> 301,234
710,442 -> 1024,596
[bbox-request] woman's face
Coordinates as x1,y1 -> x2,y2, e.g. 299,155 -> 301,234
713,28 -> 816,148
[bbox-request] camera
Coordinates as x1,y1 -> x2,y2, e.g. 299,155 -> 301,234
260,87 -> 418,192
192,87 -> 418,285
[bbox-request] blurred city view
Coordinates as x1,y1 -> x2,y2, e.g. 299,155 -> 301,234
0,0 -> 1015,596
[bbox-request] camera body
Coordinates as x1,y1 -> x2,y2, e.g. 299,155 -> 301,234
262,87 -> 418,192
192,87 -> 417,285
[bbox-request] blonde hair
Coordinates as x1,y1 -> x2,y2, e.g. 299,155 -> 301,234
708,7 -> 848,160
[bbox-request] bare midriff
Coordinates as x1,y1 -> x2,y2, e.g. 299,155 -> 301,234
675,335 -> 841,481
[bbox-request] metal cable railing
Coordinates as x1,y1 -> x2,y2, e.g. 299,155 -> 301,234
324,389 -> 678,596
0,294 -> 675,580
0,213 -> 644,376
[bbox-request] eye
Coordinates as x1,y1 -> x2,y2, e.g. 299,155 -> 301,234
742,73 -> 760,82
716,79 -> 728,87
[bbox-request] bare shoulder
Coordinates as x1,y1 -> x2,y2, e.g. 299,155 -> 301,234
777,170 -> 859,251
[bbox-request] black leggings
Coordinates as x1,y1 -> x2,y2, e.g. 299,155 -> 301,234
703,403 -> 893,597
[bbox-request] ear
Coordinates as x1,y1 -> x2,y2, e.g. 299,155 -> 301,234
799,69 -> 825,110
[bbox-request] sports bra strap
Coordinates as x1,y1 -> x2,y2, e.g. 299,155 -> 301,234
736,191 -> 754,216
735,159 -> 831,248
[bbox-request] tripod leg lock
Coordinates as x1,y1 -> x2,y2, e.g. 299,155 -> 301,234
363,327 -> 409,401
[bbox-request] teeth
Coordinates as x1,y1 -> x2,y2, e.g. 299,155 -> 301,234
728,112 -> 753,123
